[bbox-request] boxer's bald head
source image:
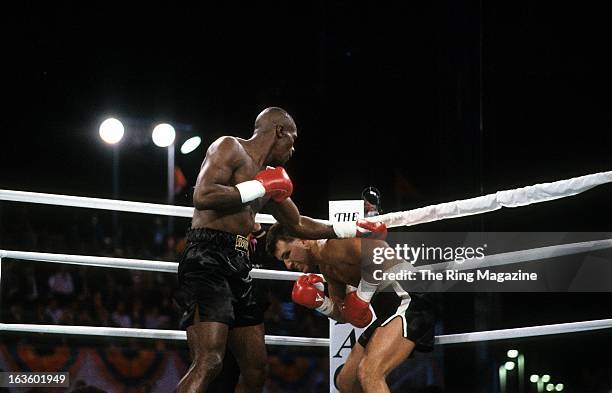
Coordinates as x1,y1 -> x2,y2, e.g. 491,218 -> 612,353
254,107 -> 298,166
254,107 -> 296,134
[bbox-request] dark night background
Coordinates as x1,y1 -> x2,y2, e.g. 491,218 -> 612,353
0,2 -> 611,392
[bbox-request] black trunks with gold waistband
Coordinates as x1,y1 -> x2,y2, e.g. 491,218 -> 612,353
174,228 -> 263,329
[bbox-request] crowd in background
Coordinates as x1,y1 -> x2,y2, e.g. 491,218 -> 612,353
0,205 -> 330,392
1,205 -> 329,335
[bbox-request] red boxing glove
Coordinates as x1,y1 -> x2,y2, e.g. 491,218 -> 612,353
341,291 -> 373,328
356,220 -> 387,239
333,220 -> 387,239
292,274 -> 326,309
255,166 -> 293,202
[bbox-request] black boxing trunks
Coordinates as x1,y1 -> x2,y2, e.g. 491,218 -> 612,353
174,228 -> 263,329
358,289 -> 436,352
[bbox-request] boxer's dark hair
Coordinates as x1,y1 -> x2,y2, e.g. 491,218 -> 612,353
265,223 -> 296,258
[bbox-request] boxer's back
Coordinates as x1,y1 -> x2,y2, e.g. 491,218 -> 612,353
317,239 -> 362,287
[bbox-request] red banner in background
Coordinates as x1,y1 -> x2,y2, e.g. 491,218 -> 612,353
0,343 -> 187,392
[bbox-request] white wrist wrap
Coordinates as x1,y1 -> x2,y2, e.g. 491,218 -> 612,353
332,222 -> 357,238
356,279 -> 378,303
315,297 -> 333,316
235,180 -> 266,203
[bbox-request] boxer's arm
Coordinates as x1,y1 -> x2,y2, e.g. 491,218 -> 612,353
193,137 -> 245,210
357,238 -> 417,293
326,277 -> 347,323
268,198 -> 337,239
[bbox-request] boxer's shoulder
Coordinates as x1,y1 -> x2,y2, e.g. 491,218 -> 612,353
208,136 -> 242,154
207,136 -> 250,164
319,238 -> 360,263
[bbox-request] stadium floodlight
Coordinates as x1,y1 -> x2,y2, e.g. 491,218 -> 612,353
152,123 -> 176,147
181,136 -> 201,154
99,118 -> 124,144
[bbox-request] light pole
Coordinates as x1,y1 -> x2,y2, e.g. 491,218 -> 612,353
499,365 -> 507,393
99,118 -> 125,199
99,118 -> 125,247
530,374 -> 543,393
167,143 -> 175,235
530,374 -> 553,393
152,123 -> 176,235
507,349 -> 525,393
499,361 -> 515,393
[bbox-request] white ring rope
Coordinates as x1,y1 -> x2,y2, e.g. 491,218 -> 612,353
371,170 -> 612,228
0,189 -> 277,224
1,318 -> 610,346
416,238 -> 612,273
1,171 -> 610,228
2,236 -> 610,279
0,324 -> 328,347
0,172 -> 610,352
436,318 -> 612,345
0,250 -> 305,280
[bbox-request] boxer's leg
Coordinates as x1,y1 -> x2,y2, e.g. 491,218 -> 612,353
335,342 -> 365,393
228,323 -> 267,393
207,350 -> 241,392
177,306 -> 229,393
357,316 -> 415,393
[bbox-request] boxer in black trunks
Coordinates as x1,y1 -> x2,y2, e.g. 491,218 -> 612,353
266,223 -> 437,393
175,107 -> 385,393
207,224 -> 271,393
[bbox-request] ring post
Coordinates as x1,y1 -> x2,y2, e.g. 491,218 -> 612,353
328,200 -> 366,393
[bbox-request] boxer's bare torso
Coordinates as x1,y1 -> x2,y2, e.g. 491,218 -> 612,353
275,236 -> 390,302
191,136 -> 272,235
314,239 -> 362,287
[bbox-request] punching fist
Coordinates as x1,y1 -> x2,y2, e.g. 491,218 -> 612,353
356,220 -> 387,239
255,166 -> 293,202
332,220 -> 387,239
235,166 -> 293,203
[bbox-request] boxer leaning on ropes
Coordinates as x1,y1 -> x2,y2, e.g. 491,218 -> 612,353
266,222 -> 436,393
